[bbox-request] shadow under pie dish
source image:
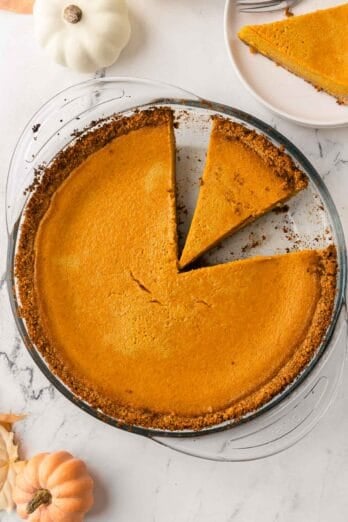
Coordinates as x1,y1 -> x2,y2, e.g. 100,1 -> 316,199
14,107 -> 338,432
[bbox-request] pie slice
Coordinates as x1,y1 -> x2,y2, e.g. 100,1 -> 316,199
238,3 -> 348,105
179,117 -> 307,268
15,109 -> 337,431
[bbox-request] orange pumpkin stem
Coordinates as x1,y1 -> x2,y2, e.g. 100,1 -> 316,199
26,489 -> 52,514
63,4 -> 82,24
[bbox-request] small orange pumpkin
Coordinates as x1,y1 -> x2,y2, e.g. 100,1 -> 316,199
13,451 -> 94,521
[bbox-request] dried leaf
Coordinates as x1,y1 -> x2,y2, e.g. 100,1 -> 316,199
0,425 -> 25,512
0,0 -> 33,14
0,414 -> 25,432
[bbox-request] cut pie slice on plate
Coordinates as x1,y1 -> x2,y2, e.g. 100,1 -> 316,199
179,117 -> 307,268
238,3 -> 348,105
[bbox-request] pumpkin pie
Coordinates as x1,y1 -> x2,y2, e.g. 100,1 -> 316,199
179,117 -> 307,268
238,3 -> 348,105
15,109 -> 337,431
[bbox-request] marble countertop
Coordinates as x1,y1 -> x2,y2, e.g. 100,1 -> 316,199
1,1 -> 348,521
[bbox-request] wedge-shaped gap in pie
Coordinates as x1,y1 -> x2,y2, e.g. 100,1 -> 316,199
179,117 -> 308,269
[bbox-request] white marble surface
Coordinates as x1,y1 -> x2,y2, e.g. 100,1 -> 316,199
1,1 -> 348,521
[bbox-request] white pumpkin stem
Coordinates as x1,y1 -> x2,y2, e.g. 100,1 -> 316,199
27,489 -> 52,514
63,4 -> 83,24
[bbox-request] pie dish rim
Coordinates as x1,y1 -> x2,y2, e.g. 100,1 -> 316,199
6,84 -> 347,438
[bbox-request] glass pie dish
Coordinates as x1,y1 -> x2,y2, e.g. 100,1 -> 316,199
6,78 -> 347,461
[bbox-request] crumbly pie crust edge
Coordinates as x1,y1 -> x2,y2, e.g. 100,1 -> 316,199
14,108 -> 337,431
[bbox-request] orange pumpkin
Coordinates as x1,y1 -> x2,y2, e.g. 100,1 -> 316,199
13,451 -> 94,521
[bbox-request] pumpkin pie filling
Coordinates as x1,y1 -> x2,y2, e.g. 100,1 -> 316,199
15,109 -> 337,431
238,3 -> 348,105
179,117 -> 307,268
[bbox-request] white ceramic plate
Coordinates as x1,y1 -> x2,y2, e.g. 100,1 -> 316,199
224,0 -> 348,128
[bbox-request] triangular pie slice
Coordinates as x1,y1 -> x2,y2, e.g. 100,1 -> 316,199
179,117 -> 307,268
238,3 -> 348,105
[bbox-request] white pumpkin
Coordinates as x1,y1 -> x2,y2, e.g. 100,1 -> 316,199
33,0 -> 131,73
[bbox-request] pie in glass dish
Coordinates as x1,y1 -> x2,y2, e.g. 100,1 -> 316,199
15,108 -> 337,431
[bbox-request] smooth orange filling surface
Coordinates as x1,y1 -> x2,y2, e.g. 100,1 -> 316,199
238,3 -> 348,102
33,119 -> 334,420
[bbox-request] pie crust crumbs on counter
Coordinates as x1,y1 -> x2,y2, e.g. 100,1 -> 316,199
15,108 -> 337,431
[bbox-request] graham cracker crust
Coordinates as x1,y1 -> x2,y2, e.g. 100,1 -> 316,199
213,117 -> 308,193
14,108 -> 337,432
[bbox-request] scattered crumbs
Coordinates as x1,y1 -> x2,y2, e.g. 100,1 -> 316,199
273,204 -> 289,214
285,7 -> 294,16
173,121 -> 179,129
32,123 -> 41,133
241,238 -> 261,253
71,128 -> 82,138
175,110 -> 190,125
23,163 -> 46,195
59,119 -> 63,123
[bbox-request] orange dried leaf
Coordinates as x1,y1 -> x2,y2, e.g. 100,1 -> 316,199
0,426 -> 26,512
0,415 -> 25,432
0,0 -> 33,14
